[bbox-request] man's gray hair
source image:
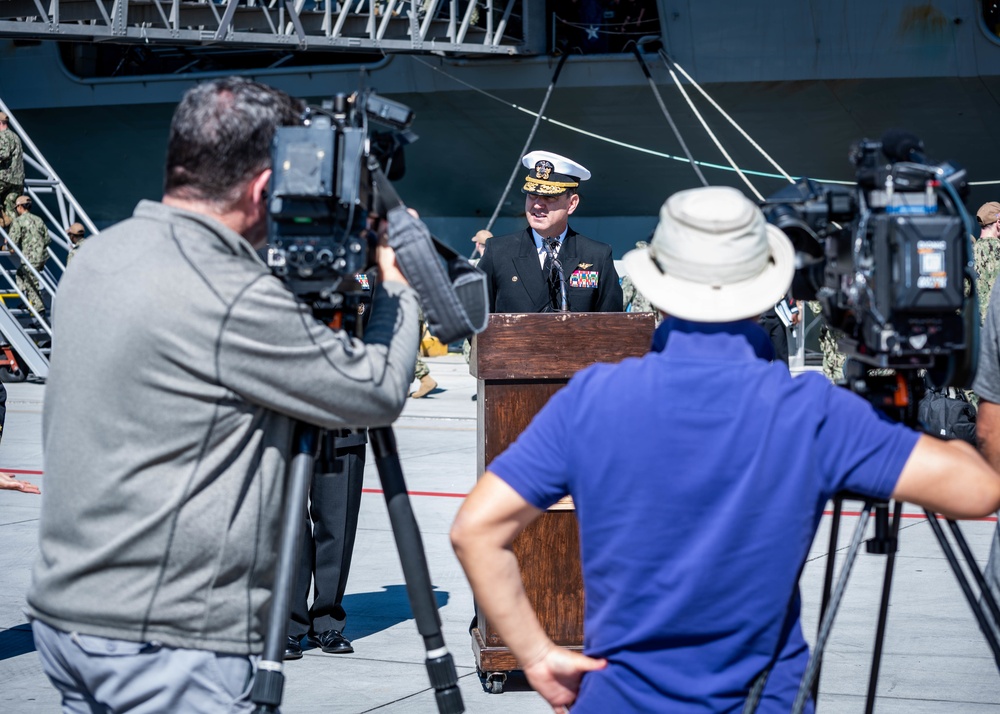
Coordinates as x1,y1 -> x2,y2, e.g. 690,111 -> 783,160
164,77 -> 303,205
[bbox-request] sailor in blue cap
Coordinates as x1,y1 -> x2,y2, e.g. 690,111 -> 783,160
477,150 -> 622,313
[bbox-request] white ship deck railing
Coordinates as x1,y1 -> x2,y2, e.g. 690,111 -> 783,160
0,0 -> 541,55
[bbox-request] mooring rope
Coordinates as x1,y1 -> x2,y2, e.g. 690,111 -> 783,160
407,55 -> 855,187
484,53 -> 570,235
663,50 -> 796,185
632,46 -> 707,187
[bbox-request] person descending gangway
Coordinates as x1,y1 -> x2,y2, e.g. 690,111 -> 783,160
0,97 -> 99,381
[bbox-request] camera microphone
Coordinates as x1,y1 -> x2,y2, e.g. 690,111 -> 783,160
881,129 -> 926,164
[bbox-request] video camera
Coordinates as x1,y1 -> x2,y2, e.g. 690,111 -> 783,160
762,130 -> 978,388
266,90 -> 487,343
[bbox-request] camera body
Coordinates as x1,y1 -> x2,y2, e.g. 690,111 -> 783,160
266,92 -> 412,304
265,90 -> 487,344
763,133 -> 977,386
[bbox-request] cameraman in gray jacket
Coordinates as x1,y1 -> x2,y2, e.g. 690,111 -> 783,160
27,78 -> 420,713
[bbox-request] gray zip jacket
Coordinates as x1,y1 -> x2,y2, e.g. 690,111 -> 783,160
27,200 -> 419,654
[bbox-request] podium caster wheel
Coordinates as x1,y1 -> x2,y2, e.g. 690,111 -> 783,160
487,672 -> 506,694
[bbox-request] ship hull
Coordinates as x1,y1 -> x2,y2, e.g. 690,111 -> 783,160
4,0 -> 1000,254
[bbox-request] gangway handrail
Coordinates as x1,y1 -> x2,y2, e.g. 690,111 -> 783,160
0,98 -> 100,378
0,227 -> 55,339
0,97 -> 100,237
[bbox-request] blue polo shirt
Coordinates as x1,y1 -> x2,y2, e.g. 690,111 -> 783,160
489,318 -> 919,713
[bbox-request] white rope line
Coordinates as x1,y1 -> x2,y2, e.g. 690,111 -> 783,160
634,50 -> 706,186
408,55 -> 857,187
662,59 -> 764,200
666,53 -> 795,185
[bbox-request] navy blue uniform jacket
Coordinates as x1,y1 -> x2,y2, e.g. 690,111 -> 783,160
478,228 -> 623,313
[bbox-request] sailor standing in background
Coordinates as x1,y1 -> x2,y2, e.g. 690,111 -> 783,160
478,151 -> 622,313
464,229 -> 493,368
621,240 -> 656,317
975,201 -> 1000,324
65,223 -> 87,265
470,229 -> 492,267
0,112 -> 24,227
7,195 -> 50,317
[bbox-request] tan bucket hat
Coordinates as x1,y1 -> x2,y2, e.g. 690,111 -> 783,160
623,186 -> 794,322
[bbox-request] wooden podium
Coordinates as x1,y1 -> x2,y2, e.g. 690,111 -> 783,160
469,312 -> 656,684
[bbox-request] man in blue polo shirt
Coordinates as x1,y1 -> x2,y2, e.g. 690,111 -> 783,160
451,185 -> 1000,713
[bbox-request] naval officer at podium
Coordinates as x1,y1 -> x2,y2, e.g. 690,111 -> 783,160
478,151 -> 622,313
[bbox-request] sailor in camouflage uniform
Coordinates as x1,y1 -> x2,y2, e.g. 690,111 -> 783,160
622,240 -> 657,321
469,229 -> 491,269
0,112 -> 24,226
976,202 -> 1000,325
7,195 -> 50,316
65,223 -> 87,265
807,301 -> 846,382
411,308 -> 437,399
463,229 -> 492,366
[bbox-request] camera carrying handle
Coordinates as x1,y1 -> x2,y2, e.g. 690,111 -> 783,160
373,162 -> 489,344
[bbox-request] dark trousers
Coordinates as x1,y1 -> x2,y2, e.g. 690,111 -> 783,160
759,309 -> 789,365
0,381 -> 7,446
288,434 -> 366,638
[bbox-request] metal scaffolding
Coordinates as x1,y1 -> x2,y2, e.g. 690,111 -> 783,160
0,96 -> 100,380
0,0 -> 537,55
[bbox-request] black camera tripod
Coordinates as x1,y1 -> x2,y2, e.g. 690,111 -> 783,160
792,369 -> 1000,713
250,422 -> 464,713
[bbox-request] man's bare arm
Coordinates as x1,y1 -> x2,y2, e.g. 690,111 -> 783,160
891,433 -> 1000,518
450,472 -> 606,711
977,400 -> 1000,473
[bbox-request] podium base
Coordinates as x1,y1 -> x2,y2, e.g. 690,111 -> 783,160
471,626 -> 584,687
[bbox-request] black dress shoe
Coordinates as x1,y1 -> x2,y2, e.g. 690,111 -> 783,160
307,629 -> 354,654
284,635 -> 303,660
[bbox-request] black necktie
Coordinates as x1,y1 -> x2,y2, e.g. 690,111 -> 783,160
543,237 -> 568,312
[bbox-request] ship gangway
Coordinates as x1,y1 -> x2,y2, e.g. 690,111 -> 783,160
0,96 -> 98,382
0,1 -> 544,55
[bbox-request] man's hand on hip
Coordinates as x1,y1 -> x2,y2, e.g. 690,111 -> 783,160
522,643 -> 607,713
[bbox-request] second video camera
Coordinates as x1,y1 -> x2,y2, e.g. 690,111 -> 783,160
763,130 -> 978,387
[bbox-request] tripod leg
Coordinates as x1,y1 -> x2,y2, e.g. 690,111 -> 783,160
864,500 -> 902,714
927,514 -> 1000,669
794,501 -> 874,714
946,520 -> 1000,628
369,426 -> 464,714
251,425 -> 319,713
812,495 -> 845,706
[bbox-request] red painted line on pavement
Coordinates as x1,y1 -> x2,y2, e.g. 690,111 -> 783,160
5,473 -> 992,517
363,488 -> 467,499
0,473 -> 471,498
358,493 -> 1000,518
825,509 -> 997,522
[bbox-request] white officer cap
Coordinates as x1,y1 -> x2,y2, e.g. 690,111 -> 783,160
521,150 -> 591,196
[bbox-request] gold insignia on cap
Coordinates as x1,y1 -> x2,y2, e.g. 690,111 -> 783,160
534,160 -> 554,181
578,263 -> 593,269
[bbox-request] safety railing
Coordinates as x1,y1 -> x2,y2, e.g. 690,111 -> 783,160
0,0 -> 539,55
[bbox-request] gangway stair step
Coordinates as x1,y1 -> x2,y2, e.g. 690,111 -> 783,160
0,302 -> 48,380
0,96 -> 98,380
